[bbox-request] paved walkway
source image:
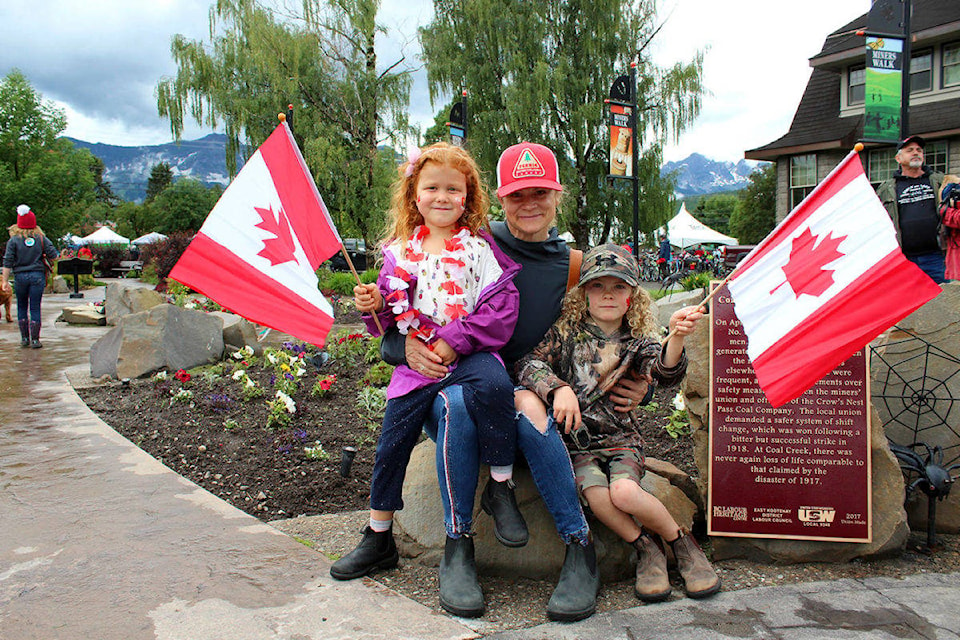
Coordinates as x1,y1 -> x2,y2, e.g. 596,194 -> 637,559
1,285 -> 958,639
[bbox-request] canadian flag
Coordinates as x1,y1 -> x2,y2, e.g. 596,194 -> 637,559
727,149 -> 941,407
169,123 -> 342,347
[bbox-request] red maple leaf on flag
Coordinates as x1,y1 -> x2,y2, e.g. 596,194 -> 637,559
254,205 -> 297,266
773,228 -> 846,298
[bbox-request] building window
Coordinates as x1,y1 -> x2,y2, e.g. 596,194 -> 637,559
910,50 -> 932,93
943,42 -> 960,88
849,65 -> 865,105
868,149 -> 897,186
790,155 -> 816,209
925,140 -> 948,174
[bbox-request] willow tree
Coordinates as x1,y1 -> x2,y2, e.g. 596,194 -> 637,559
420,0 -> 703,246
156,0 -> 412,246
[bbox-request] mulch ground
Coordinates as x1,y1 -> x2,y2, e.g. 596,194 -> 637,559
76,337 -> 693,521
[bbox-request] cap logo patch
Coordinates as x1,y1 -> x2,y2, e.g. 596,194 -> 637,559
512,148 -> 545,179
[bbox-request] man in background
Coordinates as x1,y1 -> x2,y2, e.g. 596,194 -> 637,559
877,135 -> 946,283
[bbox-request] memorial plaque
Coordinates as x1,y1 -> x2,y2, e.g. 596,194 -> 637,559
708,283 -> 871,542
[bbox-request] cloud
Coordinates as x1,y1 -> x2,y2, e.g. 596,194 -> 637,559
1,0 -> 869,162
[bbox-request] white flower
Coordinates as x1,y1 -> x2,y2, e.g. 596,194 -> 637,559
244,377 -> 257,389
275,390 -> 296,414
184,302 -> 198,309
232,369 -> 246,380
267,352 -> 278,365
242,345 -> 255,356
672,392 -> 686,412
153,371 -> 168,381
294,366 -> 307,378
232,350 -> 245,360
288,354 -> 299,366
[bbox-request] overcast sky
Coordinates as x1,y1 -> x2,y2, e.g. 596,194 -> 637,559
1,0 -> 869,163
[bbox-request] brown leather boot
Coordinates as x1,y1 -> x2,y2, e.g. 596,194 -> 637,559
670,531 -> 721,598
632,533 -> 671,602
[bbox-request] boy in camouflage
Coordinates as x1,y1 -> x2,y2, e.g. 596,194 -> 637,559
515,243 -> 720,602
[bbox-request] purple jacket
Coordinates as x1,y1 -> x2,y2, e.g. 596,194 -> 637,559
363,230 -> 521,398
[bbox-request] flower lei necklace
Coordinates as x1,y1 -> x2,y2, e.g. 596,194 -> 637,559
385,225 -> 472,340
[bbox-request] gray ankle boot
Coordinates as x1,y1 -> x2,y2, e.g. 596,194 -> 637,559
546,538 -> 599,622
438,535 -> 484,618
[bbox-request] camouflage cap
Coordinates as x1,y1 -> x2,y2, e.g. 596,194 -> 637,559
579,243 -> 640,288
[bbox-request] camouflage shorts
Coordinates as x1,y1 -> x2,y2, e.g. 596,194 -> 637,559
571,447 -> 645,503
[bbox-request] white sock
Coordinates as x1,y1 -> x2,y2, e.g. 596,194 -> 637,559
370,516 -> 392,533
489,465 -> 513,483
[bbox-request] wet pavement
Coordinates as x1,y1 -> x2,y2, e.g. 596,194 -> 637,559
1,284 -> 958,639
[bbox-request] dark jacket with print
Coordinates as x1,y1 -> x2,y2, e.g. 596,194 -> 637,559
516,320 -> 686,451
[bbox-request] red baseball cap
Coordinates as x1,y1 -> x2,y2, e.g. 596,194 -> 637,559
496,142 -> 562,197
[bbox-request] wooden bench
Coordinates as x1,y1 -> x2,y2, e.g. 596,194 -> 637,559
111,260 -> 143,277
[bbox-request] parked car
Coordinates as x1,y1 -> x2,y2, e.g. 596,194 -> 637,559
720,244 -> 756,270
329,238 -> 367,272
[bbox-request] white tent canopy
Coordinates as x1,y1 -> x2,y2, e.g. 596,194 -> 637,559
666,204 -> 737,248
79,227 -> 130,245
132,232 -> 168,245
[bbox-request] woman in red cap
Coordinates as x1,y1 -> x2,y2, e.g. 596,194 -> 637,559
2,205 -> 59,347
363,143 -> 650,621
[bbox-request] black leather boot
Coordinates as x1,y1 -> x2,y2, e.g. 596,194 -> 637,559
18,320 -> 30,347
329,526 -> 398,580
438,535 -> 484,618
480,478 -> 529,547
546,538 -> 599,622
29,321 -> 42,348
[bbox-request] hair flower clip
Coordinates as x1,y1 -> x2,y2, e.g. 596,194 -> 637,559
404,145 -> 423,177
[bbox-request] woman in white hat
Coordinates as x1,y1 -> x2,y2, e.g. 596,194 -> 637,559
2,205 -> 59,347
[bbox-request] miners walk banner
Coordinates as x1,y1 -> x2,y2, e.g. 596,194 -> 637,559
863,36 -> 903,143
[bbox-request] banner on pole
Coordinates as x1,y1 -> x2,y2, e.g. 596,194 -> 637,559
864,36 -> 903,143
608,104 -> 634,178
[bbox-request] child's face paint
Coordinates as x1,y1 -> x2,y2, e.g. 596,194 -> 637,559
415,162 -> 469,234
584,275 -> 633,334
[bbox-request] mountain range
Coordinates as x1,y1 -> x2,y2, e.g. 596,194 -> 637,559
67,135 -> 764,203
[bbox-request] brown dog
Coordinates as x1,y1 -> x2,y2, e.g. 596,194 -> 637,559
0,288 -> 12,322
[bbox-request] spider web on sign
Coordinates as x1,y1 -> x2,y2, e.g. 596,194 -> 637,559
870,326 -> 960,468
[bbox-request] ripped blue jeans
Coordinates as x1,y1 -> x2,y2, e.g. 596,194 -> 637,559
423,385 -> 589,542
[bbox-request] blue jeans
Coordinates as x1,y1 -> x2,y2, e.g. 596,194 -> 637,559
907,251 -> 946,284
370,352 -> 515,512
14,270 -> 45,325
423,385 -> 590,542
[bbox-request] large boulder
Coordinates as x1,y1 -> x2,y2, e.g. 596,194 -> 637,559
655,289 -> 703,329
210,311 -> 263,356
871,282 -> 960,533
682,315 -> 909,563
394,439 -> 696,582
52,275 -> 70,294
105,282 -> 165,325
90,303 -> 224,379
58,304 -> 106,325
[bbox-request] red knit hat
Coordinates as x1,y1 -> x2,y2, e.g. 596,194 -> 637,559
496,142 -> 562,197
16,204 -> 36,229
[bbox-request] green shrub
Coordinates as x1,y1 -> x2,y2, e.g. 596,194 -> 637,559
680,272 -> 711,291
360,268 -> 378,284
361,361 -> 394,387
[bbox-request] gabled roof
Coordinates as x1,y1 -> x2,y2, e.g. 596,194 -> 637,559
746,0 -> 960,161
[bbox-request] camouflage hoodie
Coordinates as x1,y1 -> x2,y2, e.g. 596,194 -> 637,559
516,320 -> 687,451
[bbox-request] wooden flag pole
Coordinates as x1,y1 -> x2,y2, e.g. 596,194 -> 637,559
340,246 -> 384,334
